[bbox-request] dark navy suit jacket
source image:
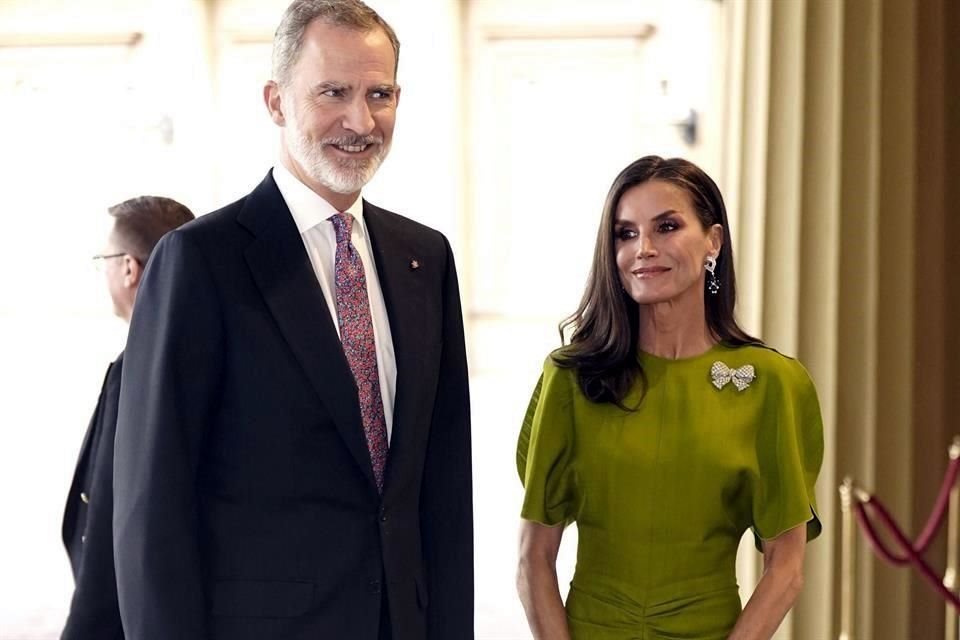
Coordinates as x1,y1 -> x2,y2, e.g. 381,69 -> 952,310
113,172 -> 473,640
62,353 -> 124,640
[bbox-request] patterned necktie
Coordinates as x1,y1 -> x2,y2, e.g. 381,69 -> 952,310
329,212 -> 389,492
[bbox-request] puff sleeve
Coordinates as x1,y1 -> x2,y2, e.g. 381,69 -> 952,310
516,359 -> 577,527
750,359 -> 824,549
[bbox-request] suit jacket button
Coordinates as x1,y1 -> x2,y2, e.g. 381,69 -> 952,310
80,492 -> 89,504
81,535 -> 86,544
368,580 -> 381,593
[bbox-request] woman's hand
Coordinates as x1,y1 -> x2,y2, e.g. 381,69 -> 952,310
728,524 -> 807,640
517,519 -> 572,640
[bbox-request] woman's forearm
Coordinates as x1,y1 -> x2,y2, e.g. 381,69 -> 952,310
727,564 -> 804,640
517,557 -> 572,640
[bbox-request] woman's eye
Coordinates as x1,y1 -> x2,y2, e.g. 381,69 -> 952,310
657,220 -> 680,233
615,228 -> 637,241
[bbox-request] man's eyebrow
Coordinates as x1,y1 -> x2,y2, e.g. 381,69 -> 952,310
370,83 -> 399,92
312,81 -> 349,92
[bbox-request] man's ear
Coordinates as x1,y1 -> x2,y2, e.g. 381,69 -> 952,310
264,80 -> 286,126
124,256 -> 143,289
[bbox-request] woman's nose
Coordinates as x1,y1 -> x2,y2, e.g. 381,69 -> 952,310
637,234 -> 657,259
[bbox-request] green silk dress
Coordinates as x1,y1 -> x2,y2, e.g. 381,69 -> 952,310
517,344 -> 823,639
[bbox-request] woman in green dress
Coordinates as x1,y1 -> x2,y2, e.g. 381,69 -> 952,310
516,156 -> 823,640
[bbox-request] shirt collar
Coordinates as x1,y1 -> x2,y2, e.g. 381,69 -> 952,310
272,163 -> 366,237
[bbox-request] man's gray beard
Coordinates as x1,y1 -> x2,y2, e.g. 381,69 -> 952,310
286,129 -> 389,194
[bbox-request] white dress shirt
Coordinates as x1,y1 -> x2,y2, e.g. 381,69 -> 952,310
273,163 -> 397,442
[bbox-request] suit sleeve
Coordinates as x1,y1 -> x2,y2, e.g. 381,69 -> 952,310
420,236 -> 474,639
113,230 -> 223,639
61,359 -> 124,640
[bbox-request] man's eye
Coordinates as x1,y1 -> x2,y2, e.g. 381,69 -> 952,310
321,89 -> 345,98
370,90 -> 393,100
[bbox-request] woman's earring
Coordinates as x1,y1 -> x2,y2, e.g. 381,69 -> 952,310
705,255 -> 720,294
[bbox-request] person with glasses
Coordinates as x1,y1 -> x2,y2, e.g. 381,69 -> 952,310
61,196 -> 193,640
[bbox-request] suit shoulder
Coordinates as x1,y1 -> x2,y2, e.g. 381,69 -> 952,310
364,201 -> 447,245
148,195 -> 249,263
177,195 -> 247,238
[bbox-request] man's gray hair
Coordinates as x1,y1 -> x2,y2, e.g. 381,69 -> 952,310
272,0 -> 400,87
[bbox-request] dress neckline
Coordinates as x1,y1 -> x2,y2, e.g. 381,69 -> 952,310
638,342 -> 727,365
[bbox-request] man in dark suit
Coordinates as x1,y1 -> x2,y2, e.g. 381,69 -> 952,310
112,2 -> 474,639
61,196 -> 194,639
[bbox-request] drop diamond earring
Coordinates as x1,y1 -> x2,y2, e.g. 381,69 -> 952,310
705,255 -> 721,295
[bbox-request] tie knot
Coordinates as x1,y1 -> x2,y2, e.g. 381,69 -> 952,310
329,212 -> 354,244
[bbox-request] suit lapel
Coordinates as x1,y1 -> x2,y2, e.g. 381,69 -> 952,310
239,172 -> 377,490
363,202 -> 441,494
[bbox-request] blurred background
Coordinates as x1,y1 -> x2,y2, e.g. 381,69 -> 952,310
0,0 -> 957,638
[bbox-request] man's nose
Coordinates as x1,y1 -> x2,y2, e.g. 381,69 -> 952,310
342,97 -> 375,135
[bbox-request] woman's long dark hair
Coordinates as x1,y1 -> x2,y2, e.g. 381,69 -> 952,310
552,155 -> 760,407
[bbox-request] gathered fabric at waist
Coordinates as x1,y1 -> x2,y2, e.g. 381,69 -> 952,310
565,573 -> 741,640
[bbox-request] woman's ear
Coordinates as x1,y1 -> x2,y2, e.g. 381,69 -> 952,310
708,223 -> 723,257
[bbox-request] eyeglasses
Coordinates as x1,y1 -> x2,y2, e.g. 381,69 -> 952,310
92,253 -> 126,261
92,252 -> 127,272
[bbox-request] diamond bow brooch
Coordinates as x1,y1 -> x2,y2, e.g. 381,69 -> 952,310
710,361 -> 756,391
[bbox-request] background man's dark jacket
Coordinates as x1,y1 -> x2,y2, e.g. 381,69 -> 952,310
62,353 -> 124,640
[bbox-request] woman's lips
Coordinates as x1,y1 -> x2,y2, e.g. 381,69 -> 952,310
631,266 -> 670,279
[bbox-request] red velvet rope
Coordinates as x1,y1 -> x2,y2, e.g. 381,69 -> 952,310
916,455 -> 960,553
854,499 -> 960,609
852,455 -> 960,609
857,455 -> 960,564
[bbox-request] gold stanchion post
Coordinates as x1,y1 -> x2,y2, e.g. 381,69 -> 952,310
944,438 -> 960,640
839,477 -> 855,640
